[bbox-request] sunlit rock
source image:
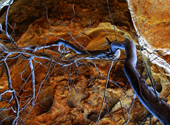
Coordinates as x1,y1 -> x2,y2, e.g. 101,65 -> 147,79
0,0 -> 170,125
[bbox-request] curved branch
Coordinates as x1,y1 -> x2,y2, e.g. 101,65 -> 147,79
111,39 -> 170,125
3,60 -> 20,125
0,39 -> 121,66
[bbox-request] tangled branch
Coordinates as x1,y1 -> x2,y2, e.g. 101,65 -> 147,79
0,1 -> 170,124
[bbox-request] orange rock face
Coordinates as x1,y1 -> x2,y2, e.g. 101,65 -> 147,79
127,0 -> 170,49
0,0 -> 170,125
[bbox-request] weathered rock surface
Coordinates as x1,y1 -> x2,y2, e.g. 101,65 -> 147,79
127,0 -> 170,76
0,0 -> 170,125
127,0 -> 170,50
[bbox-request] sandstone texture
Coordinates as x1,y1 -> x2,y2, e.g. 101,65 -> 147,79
127,0 -> 170,50
0,0 -> 170,125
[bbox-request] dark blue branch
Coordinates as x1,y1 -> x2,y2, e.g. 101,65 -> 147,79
111,39 -> 170,125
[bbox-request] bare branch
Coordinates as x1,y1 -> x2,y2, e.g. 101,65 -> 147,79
111,39 -> 170,125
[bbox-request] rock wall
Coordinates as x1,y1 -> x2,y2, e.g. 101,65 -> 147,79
0,0 -> 170,125
127,0 -> 170,49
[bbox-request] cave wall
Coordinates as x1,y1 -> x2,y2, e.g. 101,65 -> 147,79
0,0 -> 170,125
127,0 -> 170,50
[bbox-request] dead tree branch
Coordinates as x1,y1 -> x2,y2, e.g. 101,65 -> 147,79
111,39 -> 170,125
